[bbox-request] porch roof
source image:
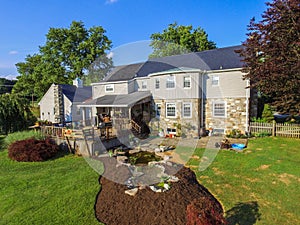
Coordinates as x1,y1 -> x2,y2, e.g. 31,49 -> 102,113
79,91 -> 151,108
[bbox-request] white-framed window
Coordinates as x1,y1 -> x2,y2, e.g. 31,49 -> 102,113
166,75 -> 175,89
166,103 -> 176,117
155,103 -> 161,117
213,128 -> 225,135
213,102 -> 226,117
183,76 -> 191,88
182,102 -> 192,118
105,84 -> 114,92
155,78 -> 160,89
141,80 -> 147,89
212,76 -> 219,86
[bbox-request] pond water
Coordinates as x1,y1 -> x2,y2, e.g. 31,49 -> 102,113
125,151 -> 162,165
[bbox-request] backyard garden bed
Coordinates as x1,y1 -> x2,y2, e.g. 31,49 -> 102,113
95,156 -> 226,225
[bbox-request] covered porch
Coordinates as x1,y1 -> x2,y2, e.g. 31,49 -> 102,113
79,91 -> 153,139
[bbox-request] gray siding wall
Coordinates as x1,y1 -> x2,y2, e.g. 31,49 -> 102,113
128,80 -> 135,93
92,81 -> 130,99
150,71 -> 202,100
135,78 -> 150,91
205,70 -> 247,98
39,84 -> 73,123
39,85 -> 55,122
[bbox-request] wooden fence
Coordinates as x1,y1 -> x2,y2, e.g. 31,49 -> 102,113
250,122 -> 300,138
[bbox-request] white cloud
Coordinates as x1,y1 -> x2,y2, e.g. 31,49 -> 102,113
8,50 -> 18,55
105,0 -> 118,4
107,51 -> 114,59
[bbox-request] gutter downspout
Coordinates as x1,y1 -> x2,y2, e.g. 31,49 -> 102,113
200,70 -> 205,136
245,79 -> 250,133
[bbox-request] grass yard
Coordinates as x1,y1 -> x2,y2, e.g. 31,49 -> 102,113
0,136 -> 104,225
188,137 -> 300,224
1,135 -> 299,224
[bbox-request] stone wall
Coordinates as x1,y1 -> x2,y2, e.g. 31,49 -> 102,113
205,97 -> 248,134
151,99 -> 201,138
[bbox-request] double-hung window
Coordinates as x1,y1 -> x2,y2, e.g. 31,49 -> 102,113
155,78 -> 160,89
155,103 -> 161,117
141,80 -> 147,89
166,75 -> 175,89
183,103 -> 192,118
166,103 -> 176,117
212,76 -> 219,86
213,102 -> 226,117
183,76 -> 191,88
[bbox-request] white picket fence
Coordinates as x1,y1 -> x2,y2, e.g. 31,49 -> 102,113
250,122 -> 300,138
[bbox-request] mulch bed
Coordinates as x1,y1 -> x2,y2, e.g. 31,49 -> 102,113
94,157 -> 224,225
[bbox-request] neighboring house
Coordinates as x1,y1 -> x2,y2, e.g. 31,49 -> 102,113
39,78 -> 92,124
77,45 -> 257,137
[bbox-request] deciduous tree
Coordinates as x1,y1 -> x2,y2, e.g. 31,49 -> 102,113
149,22 -> 216,58
14,21 -> 112,99
237,0 -> 300,115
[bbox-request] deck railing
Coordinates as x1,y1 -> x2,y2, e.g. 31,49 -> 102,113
130,120 -> 141,133
41,126 -> 66,138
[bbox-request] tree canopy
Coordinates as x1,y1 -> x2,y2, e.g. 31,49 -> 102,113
237,0 -> 300,115
0,94 -> 36,135
149,22 -> 216,58
14,21 -> 112,99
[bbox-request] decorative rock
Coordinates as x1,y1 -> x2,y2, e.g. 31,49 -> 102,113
125,188 -> 139,196
169,175 -> 179,182
163,155 -> 170,161
154,148 -> 161,153
117,156 -> 128,163
163,183 -> 170,190
159,145 -> 167,152
149,186 -> 162,193
132,171 -> 144,177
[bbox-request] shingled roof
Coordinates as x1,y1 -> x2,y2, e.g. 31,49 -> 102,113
103,62 -> 144,82
60,85 -> 92,102
105,45 -> 244,82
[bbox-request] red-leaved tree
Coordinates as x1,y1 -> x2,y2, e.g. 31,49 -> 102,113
237,0 -> 300,115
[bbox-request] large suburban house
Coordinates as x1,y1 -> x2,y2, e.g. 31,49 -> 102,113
76,45 -> 257,138
39,46 -> 257,138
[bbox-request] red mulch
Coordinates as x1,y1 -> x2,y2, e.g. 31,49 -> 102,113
94,157 -> 224,225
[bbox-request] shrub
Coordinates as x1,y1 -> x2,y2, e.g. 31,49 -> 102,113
226,129 -> 248,139
254,131 -> 271,138
261,104 -> 274,123
8,138 -> 59,162
186,197 -> 227,225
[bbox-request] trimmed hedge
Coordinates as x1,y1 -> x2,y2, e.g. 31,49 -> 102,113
8,138 -> 59,162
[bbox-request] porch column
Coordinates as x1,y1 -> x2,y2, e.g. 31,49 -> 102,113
82,108 -> 86,127
129,107 -> 132,120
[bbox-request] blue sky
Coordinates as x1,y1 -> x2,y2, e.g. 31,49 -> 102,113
0,0 -> 267,78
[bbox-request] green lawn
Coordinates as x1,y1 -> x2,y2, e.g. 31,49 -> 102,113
1,136 -> 299,224
0,137 -> 103,225
188,137 -> 300,224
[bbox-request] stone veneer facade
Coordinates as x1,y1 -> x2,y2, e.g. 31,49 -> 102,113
205,97 -> 248,134
151,99 -> 201,138
149,97 -> 252,137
